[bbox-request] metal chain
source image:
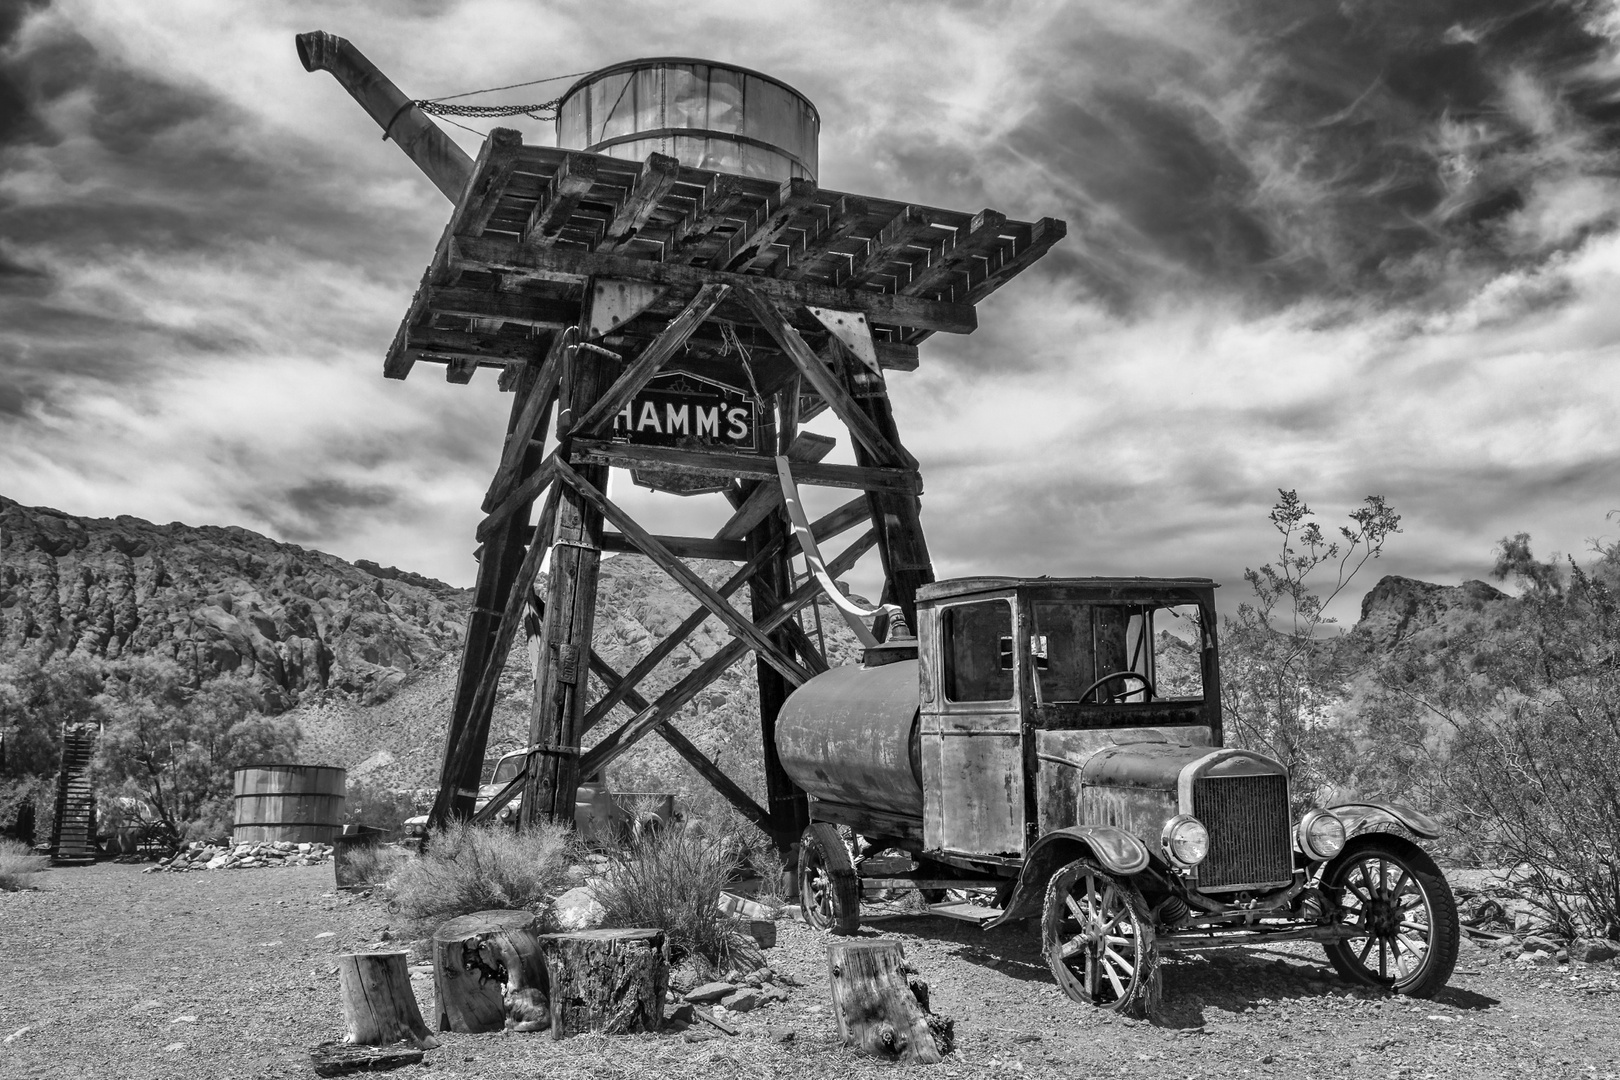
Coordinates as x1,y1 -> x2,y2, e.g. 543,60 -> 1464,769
414,98 -> 562,120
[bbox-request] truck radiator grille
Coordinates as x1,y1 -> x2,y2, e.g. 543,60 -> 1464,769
1193,774 -> 1293,890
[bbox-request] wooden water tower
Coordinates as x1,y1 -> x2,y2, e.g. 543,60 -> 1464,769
298,36 -> 1065,848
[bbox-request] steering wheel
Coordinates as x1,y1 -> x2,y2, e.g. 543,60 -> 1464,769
1079,670 -> 1155,704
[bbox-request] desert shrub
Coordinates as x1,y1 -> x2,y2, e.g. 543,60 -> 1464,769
0,837 -> 47,891
591,827 -> 757,975
345,780 -> 425,832
343,843 -> 412,889
387,821 -> 574,933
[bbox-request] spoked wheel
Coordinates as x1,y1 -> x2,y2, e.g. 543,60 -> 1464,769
798,823 -> 860,934
1041,858 -> 1160,1019
1322,837 -> 1459,998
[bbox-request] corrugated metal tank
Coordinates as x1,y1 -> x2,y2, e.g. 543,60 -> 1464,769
555,58 -> 818,182
775,659 -> 922,817
232,764 -> 345,844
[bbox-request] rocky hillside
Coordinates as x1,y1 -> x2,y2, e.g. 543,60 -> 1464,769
1348,573 -> 1510,656
0,495 -> 469,710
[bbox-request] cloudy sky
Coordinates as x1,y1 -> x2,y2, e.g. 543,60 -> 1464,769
4,0 -> 1620,623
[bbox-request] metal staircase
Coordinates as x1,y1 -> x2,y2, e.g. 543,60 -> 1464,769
50,724 -> 98,866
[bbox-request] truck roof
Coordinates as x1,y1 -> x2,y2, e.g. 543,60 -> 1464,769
916,576 -> 1219,603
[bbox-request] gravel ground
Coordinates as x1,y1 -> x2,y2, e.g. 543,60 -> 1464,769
2,863 -> 1618,1079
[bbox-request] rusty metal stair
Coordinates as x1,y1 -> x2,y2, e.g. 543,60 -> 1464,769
50,724 -> 98,866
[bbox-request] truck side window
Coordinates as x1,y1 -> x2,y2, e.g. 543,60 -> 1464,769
1032,603 -> 1132,702
942,600 -> 1014,703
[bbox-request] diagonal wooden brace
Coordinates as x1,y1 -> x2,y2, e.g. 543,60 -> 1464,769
483,328 -> 571,513
553,458 -> 814,687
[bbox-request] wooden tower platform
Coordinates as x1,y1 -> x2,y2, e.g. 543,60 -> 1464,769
388,128 -> 1065,847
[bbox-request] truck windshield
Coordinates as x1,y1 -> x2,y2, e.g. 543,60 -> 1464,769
489,754 -> 524,786
1030,602 -> 1204,703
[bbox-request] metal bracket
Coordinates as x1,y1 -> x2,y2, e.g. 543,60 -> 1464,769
557,643 -> 579,684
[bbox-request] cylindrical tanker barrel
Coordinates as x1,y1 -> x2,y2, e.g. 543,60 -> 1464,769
233,764 -> 346,844
775,659 -> 922,818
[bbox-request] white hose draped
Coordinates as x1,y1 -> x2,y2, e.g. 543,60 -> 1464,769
775,454 -> 893,650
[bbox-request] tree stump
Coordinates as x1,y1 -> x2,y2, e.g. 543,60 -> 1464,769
536,928 -> 667,1037
827,939 -> 948,1063
431,909 -> 549,1034
335,951 -> 438,1050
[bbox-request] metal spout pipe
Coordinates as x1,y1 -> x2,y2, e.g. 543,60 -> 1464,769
295,31 -> 474,203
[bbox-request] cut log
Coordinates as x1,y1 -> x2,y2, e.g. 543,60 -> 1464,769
826,939 -> 947,1063
431,909 -> 549,1034
308,1042 -> 425,1077
537,928 -> 667,1037
335,951 -> 438,1050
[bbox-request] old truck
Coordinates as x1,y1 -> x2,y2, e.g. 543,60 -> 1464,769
776,576 -> 1459,1017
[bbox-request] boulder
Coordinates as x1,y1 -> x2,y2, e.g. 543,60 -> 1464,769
553,887 -> 605,931
684,982 -> 736,1005
721,988 -> 762,1013
1521,935 -> 1559,954
1571,940 -> 1618,964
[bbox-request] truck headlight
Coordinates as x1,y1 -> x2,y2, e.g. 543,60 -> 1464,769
1161,815 -> 1209,867
1299,809 -> 1346,860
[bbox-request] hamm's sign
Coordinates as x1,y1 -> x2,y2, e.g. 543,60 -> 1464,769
611,373 -> 757,450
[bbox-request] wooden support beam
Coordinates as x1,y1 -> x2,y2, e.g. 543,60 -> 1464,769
585,651 -> 771,832
521,152 -> 598,250
452,235 -> 978,336
599,532 -> 748,562
900,209 -> 1008,298
775,195 -> 869,280
669,174 -> 752,261
426,286 -> 576,329
736,287 -> 915,469
578,495 -> 868,735
601,153 -> 682,252
455,129 -> 524,239
569,283 -> 730,436
957,216 -> 1067,309
718,177 -> 820,271
469,767 -> 528,825
484,330 -> 569,513
842,205 -> 949,288
554,459 -> 814,687
477,450 -> 558,542
568,439 -> 921,495
407,326 -> 550,364
580,527 -> 877,776
445,357 -> 478,384
715,431 -> 835,541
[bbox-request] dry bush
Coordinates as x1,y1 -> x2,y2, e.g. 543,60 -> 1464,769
386,821 -> 575,933
591,827 -> 757,975
0,838 -> 47,891
342,842 -> 411,889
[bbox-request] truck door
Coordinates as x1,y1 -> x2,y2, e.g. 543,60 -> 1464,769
920,595 -> 1027,857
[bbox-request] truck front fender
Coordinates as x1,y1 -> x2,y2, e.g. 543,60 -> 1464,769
984,827 -> 1150,929
1329,801 -> 1442,843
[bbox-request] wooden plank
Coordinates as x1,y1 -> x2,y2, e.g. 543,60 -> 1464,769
601,153 -> 682,251
477,450 -> 558,542
408,325 -> 553,364
455,129 -> 525,239
875,341 -> 919,372
717,177 -> 820,271
426,286 -> 576,329
736,287 -> 914,469
899,209 -> 1008,298
669,174 -> 753,260
520,152 -> 598,250
578,496 -> 866,735
585,651 -> 772,831
445,357 -> 477,384
384,315 -> 414,380
599,532 -> 747,561
580,527 -> 877,776
569,283 -> 730,436
452,235 -> 978,335
483,330 -> 569,513
568,438 -> 922,495
956,216 -> 1067,308
775,195 -> 869,279
715,431 -> 835,541
554,460 -> 814,687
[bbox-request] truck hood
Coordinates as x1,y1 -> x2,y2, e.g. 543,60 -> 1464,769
1082,741 -> 1285,791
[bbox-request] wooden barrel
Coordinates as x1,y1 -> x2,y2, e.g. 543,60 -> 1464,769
233,764 -> 346,844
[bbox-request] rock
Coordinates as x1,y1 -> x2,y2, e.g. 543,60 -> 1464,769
1521,936 -> 1559,954
760,986 -> 790,1006
553,886 -> 605,931
768,1026 -> 795,1044
721,988 -> 762,1013
1517,951 -> 1556,966
663,1001 -> 695,1026
1514,912 -> 1535,932
685,982 -> 736,1005
743,974 -> 763,989
206,855 -> 229,870
1571,940 -> 1619,963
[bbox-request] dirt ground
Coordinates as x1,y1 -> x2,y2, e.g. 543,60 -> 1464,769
2,862 -> 1618,1080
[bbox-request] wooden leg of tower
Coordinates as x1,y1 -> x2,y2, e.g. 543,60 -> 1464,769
523,347 -> 614,829
431,362 -> 552,828
748,510 -> 807,853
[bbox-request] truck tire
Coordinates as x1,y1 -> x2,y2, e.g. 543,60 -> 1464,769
1322,835 -> 1459,998
1041,857 -> 1161,1020
799,823 -> 860,934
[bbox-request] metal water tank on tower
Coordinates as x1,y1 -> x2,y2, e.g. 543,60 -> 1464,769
555,58 -> 819,182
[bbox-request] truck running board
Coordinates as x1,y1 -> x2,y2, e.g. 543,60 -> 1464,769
926,901 -> 1003,924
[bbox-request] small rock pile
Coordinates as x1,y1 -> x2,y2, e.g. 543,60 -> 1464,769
661,964 -> 798,1032
143,839 -> 334,873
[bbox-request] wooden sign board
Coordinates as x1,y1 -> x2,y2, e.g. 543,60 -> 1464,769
613,373 -> 760,496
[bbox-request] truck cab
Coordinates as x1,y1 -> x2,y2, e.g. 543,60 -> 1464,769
776,576 -> 1459,1018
